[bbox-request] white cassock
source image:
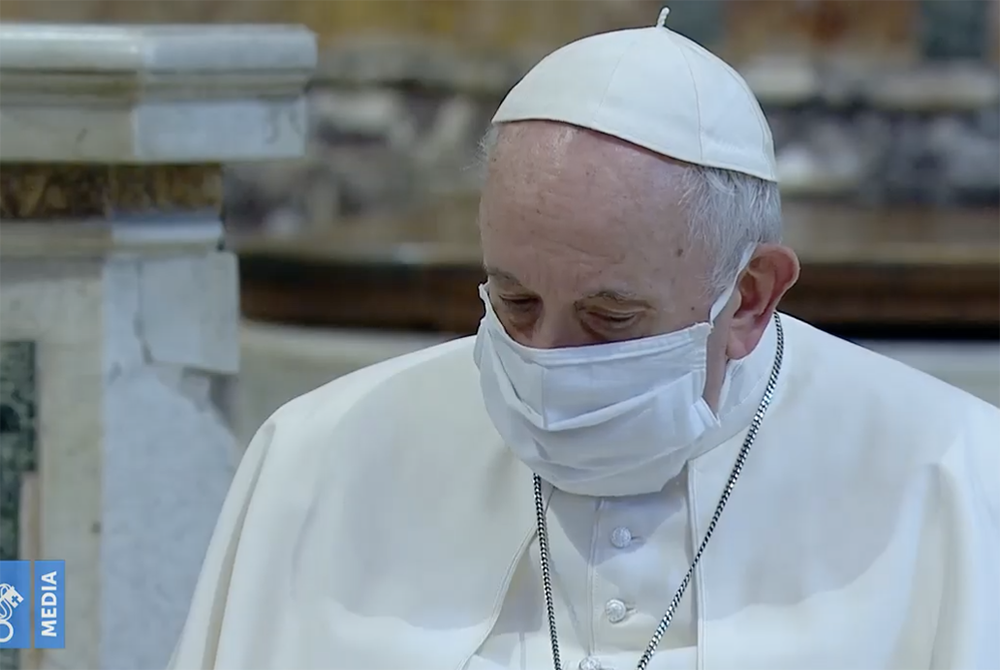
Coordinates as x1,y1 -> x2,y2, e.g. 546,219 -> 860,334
167,315 -> 999,670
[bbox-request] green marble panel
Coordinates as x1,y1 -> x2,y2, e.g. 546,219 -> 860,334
0,341 -> 36,670
919,0 -> 989,61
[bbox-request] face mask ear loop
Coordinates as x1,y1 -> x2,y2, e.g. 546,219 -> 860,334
704,245 -> 757,404
708,246 -> 757,324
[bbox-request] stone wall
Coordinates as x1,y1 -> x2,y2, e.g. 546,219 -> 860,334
8,0 -> 993,61
2,0 -> 997,235
228,55 -> 999,239
753,62 -> 999,205
0,0 -> 1000,235
222,54 -> 501,237
218,0 -> 1000,237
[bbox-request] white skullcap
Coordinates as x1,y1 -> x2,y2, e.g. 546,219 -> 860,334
492,7 -> 777,182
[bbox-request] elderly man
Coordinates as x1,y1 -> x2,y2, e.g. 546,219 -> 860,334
170,9 -> 999,670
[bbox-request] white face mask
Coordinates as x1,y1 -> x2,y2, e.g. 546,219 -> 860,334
473,271 -> 744,498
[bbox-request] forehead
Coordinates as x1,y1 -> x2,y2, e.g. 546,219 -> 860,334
478,122 -> 705,302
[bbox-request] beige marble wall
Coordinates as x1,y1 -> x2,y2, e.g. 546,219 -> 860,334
9,0 -> 976,66
0,0 -> 664,54
723,0 -> 919,64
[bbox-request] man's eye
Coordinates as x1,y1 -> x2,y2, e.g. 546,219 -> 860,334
597,313 -> 638,326
500,297 -> 536,311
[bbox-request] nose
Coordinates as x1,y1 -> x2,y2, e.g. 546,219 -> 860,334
521,314 -> 591,350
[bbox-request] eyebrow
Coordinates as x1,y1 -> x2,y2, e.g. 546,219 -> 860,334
580,289 -> 652,307
484,266 -> 522,285
484,266 -> 654,307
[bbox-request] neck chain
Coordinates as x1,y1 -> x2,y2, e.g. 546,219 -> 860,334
532,313 -> 785,670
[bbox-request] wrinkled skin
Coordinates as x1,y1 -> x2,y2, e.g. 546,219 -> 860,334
478,121 -> 800,410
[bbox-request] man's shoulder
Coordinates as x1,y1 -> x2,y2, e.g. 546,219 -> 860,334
281,335 -> 477,410
260,335 -> 490,457
782,315 -> 999,451
765,317 -> 998,517
785,315 -> 996,412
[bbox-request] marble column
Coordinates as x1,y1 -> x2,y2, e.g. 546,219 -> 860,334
0,24 -> 315,670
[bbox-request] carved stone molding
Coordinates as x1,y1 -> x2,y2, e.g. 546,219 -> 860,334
0,164 -> 223,221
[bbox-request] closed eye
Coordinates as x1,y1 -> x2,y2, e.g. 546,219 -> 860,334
500,297 -> 537,311
602,314 -> 637,324
599,313 -> 638,324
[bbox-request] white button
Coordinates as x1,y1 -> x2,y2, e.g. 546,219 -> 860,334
610,526 -> 632,548
578,657 -> 602,670
605,598 -> 628,623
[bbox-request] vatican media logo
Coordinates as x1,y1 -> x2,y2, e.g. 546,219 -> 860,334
0,581 -> 25,644
0,560 -> 65,650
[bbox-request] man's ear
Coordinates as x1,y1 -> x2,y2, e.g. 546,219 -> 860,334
727,244 -> 800,359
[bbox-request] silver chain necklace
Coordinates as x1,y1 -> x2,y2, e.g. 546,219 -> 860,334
532,313 -> 785,670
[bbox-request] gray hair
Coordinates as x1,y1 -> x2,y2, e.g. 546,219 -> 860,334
475,124 -> 783,298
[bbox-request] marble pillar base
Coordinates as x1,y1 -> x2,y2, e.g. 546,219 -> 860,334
0,258 -> 103,670
100,253 -> 238,670
0,249 -> 239,670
